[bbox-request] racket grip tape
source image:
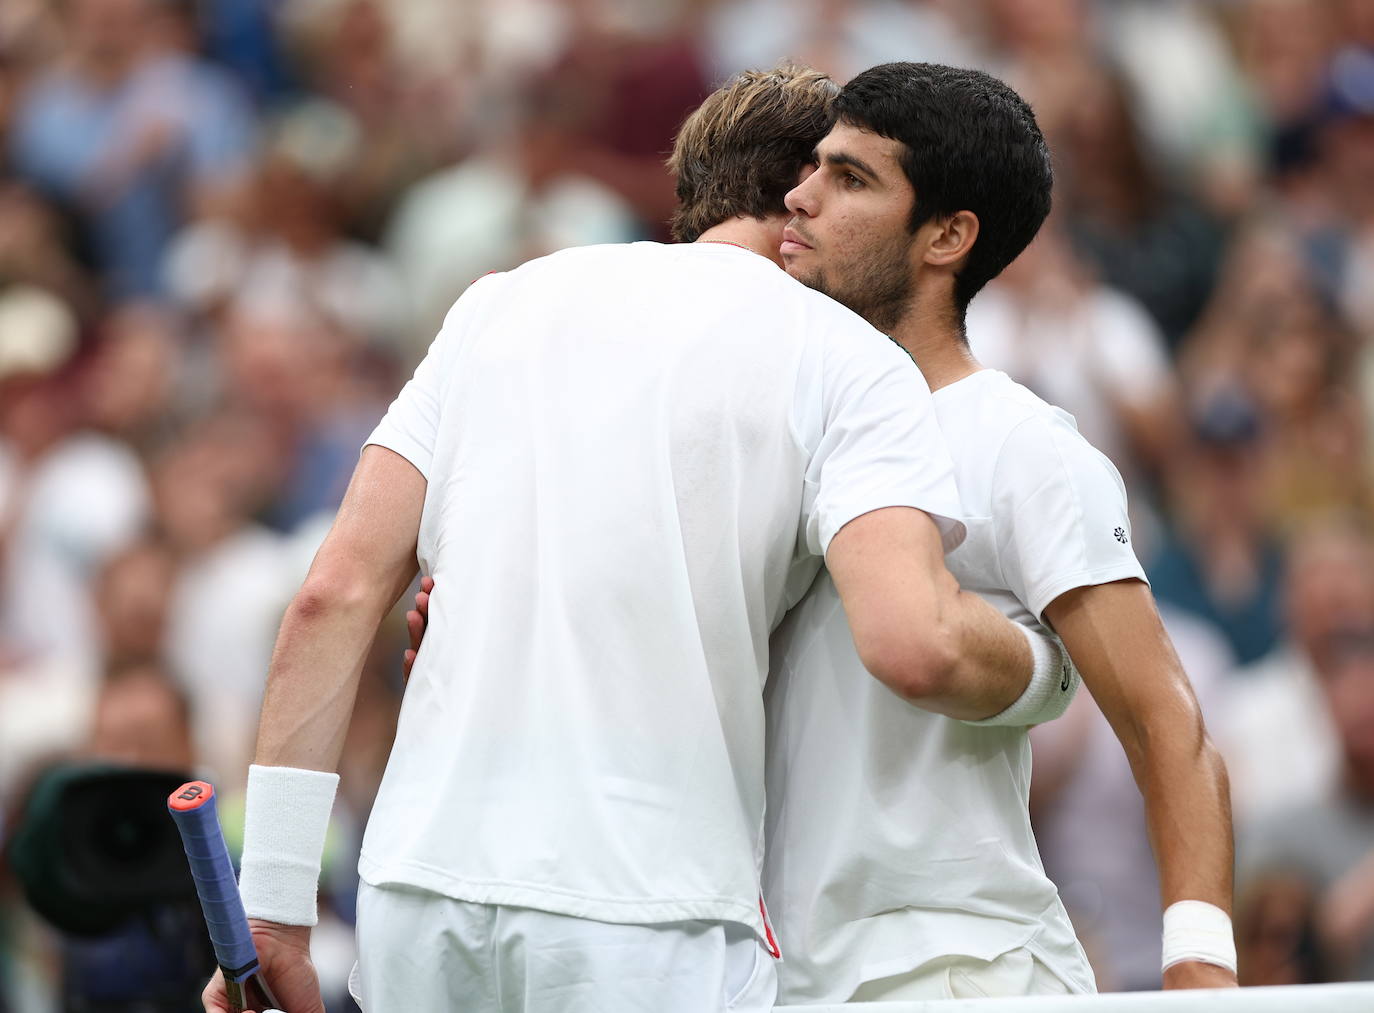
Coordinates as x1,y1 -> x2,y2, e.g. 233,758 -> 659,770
168,780 -> 260,982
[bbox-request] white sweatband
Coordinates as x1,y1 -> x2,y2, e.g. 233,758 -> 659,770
238,764 -> 340,926
1162,900 -> 1237,974
965,623 -> 1078,727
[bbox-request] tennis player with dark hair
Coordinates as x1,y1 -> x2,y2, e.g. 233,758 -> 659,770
205,64 -> 1073,1013
764,62 -> 1236,1001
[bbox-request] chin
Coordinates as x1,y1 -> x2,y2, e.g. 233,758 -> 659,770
783,260 -> 818,287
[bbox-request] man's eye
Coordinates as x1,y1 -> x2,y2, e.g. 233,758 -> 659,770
843,173 -> 863,190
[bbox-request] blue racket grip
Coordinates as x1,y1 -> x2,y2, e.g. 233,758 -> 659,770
168,781 -> 261,983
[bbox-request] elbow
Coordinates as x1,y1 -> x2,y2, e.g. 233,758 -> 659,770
291,569 -> 378,623
856,624 -> 960,702
1129,699 -> 1230,783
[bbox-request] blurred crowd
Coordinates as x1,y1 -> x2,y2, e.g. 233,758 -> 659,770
0,0 -> 1372,1008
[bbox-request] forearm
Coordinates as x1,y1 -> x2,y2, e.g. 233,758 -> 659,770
254,579 -> 405,772
1132,722 -> 1234,912
1133,723 -> 1238,987
1048,581 -> 1237,985
238,578 -> 406,928
935,589 -> 1035,720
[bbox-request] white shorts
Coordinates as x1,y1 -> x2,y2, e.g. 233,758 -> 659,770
350,881 -> 777,1012
848,947 -> 1073,1001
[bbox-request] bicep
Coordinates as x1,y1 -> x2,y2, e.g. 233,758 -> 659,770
827,506 -> 952,665
1045,580 -> 1204,751
803,346 -> 963,557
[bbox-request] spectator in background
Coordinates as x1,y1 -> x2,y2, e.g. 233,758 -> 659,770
1231,0 -> 1340,182
384,75 -> 639,358
197,0 -> 293,107
704,0 -> 980,87
165,98 -> 407,348
1236,626 -> 1374,983
977,0 -> 1101,145
0,288 -> 97,820
542,0 -> 710,240
81,301 -> 183,454
0,1 -> 61,156
1148,396 -> 1285,666
1246,289 -> 1369,524
56,663 -> 209,1010
150,412 -> 289,786
0,285 -> 124,665
1099,2 -> 1260,213
216,297 -> 385,529
1215,518 -> 1374,827
0,184 -> 96,318
10,0 -> 255,297
92,539 -> 175,671
1054,65 -> 1230,350
85,660 -> 195,773
288,0 -> 446,242
1180,223 -> 1371,529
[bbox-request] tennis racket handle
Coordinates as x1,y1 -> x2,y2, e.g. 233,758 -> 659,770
226,974 -> 283,1013
168,780 -> 260,982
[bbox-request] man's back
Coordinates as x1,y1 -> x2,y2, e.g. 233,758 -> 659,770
361,241 -> 962,941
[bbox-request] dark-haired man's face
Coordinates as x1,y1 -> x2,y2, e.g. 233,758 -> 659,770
780,123 -> 919,332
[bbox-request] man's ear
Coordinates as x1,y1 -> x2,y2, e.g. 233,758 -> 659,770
923,210 -> 980,267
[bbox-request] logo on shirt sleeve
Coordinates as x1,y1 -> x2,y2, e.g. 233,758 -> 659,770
1113,526 -> 1129,544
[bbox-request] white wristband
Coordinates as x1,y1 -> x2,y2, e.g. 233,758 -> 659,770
964,623 -> 1078,727
1161,900 -> 1237,974
238,764 -> 339,926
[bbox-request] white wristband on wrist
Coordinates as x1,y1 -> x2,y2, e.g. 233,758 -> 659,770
965,622 -> 1078,727
1161,900 -> 1237,974
238,764 -> 340,926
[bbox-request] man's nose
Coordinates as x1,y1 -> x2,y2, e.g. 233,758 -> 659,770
785,171 -> 819,217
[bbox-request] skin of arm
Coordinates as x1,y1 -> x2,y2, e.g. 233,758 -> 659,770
252,445 -> 425,771
202,445 -> 425,1013
1045,578 -> 1238,989
825,505 -> 1033,720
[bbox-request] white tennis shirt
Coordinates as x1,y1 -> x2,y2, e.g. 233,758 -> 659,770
359,241 -> 964,942
764,369 -> 1146,1001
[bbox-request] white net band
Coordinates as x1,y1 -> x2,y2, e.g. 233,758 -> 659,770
776,981 -> 1374,1012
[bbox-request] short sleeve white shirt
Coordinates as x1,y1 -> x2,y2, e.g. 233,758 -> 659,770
967,282 -> 1171,489
359,241 -> 963,940
764,370 -> 1145,1001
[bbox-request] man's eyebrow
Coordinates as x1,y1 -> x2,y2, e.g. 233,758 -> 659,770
821,150 -> 880,181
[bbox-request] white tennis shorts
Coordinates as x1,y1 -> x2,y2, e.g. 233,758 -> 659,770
848,947 -> 1073,1001
350,881 -> 777,1012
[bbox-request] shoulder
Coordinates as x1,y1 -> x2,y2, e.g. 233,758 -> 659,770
507,241 -> 721,292
942,373 -> 1095,472
992,390 -> 1124,496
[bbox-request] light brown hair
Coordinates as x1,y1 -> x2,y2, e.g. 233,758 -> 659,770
668,63 -> 840,243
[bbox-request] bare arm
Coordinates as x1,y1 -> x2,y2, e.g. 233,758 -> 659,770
204,446 -> 425,1013
826,506 -> 1032,720
1045,578 -> 1237,989
254,445 -> 425,770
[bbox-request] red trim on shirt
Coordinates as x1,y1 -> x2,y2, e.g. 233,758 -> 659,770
759,896 -> 782,958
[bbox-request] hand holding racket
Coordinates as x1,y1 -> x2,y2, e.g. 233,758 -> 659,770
168,780 -> 325,1013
